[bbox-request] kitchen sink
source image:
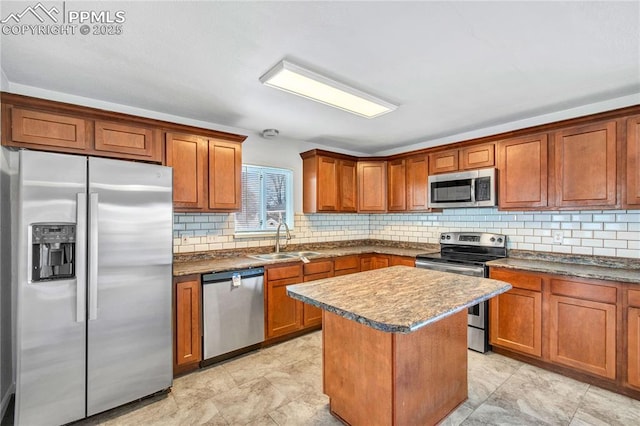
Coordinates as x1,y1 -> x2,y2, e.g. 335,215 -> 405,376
247,251 -> 322,261
248,253 -> 298,260
286,251 -> 321,257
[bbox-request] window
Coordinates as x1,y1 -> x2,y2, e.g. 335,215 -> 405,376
235,165 -> 294,233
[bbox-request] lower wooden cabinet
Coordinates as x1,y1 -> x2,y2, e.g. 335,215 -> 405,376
334,255 -> 361,276
360,254 -> 390,271
489,269 -> 543,357
265,264 -> 303,339
549,293 -> 616,379
628,305 -> 640,389
174,275 -> 202,375
302,260 -> 334,327
390,255 -> 415,267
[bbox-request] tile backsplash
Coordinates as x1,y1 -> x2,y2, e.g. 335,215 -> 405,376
174,209 -> 639,258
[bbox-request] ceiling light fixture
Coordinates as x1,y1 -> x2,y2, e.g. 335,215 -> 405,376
259,60 -> 398,119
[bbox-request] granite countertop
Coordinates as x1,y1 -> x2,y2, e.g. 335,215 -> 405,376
286,266 -> 512,334
488,255 -> 640,284
173,244 -> 439,276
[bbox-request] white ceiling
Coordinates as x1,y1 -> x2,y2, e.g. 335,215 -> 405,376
1,1 -> 639,154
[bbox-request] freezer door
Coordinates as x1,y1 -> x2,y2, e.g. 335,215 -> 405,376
86,157 -> 173,416
15,151 -> 87,425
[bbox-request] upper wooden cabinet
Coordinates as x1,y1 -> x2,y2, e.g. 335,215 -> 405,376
4,105 -> 162,162
166,133 -> 242,212
406,154 -> 430,211
497,134 -> 549,209
387,158 -> 407,211
553,120 -> 617,208
208,139 -> 242,211
387,154 -> 431,212
358,160 -> 387,212
626,115 -> 640,208
301,150 -> 357,213
428,143 -> 495,175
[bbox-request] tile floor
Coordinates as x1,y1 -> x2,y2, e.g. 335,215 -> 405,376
72,330 -> 640,425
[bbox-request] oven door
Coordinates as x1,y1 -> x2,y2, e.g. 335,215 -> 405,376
415,259 -> 485,277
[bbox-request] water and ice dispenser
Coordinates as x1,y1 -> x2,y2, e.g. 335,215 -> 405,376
31,223 -> 76,281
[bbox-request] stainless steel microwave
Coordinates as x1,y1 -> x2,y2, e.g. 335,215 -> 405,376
427,168 -> 497,208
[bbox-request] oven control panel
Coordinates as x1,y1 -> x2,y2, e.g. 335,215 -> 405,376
440,232 -> 506,248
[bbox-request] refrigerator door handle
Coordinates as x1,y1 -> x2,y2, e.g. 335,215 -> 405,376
76,193 -> 87,323
88,192 -> 99,320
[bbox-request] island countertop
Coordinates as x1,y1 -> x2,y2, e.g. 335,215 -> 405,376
286,265 -> 512,334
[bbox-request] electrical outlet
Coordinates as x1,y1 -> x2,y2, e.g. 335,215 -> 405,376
181,236 -> 189,244
553,231 -> 564,244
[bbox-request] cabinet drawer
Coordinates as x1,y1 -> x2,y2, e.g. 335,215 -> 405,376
629,289 -> 640,308
490,269 -> 542,292
267,264 -> 302,281
304,260 -> 333,275
550,279 -> 616,304
334,255 -> 359,271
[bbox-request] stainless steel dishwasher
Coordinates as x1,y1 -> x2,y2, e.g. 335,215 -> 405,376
202,267 -> 265,362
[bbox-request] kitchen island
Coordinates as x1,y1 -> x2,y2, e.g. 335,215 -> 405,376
287,265 -> 512,425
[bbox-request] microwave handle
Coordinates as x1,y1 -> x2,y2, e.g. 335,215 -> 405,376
470,178 -> 476,204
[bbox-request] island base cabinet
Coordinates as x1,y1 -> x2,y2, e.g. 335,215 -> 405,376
323,310 -> 467,426
628,307 -> 640,389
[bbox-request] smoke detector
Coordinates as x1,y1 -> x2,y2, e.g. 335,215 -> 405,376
261,129 -> 279,139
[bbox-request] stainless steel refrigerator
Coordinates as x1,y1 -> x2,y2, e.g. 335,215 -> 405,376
10,149 -> 173,425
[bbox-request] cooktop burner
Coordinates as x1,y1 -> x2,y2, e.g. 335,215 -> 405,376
416,231 -> 507,266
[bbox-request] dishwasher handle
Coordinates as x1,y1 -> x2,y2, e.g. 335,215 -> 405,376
202,267 -> 264,284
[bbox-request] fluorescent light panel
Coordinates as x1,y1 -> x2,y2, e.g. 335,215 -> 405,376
260,60 -> 397,118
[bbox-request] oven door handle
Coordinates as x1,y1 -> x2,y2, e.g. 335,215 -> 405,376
415,260 -> 485,277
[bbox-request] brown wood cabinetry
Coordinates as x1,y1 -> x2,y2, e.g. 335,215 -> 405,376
429,143 -> 495,175
553,120 -> 617,208
549,279 -> 617,379
174,275 -> 202,375
497,134 -> 549,209
302,260 -> 334,327
166,133 -> 208,209
301,150 -> 358,212
489,269 -> 543,357
360,254 -> 390,271
208,139 -> 242,210
406,154 -> 430,211
628,289 -> 640,389
265,264 -> 303,339
4,104 -> 162,162
390,255 -> 415,267
387,158 -> 406,211
626,115 -> 640,207
358,160 -> 387,212
166,133 -> 242,212
334,255 -> 361,276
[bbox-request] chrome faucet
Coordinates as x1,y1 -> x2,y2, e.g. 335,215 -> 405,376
274,216 -> 291,253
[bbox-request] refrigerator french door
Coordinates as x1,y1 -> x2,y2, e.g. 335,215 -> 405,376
14,150 -> 173,425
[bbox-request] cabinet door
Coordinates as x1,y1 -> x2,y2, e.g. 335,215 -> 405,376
358,161 -> 387,212
549,294 -> 616,379
390,255 -> 415,267
10,107 -> 89,151
628,307 -> 640,389
461,143 -> 495,170
387,158 -> 407,211
554,121 -> 617,208
489,288 -> 542,357
317,156 -> 339,211
302,269 -> 333,328
165,133 -> 208,210
429,149 -> 458,174
372,255 -> 390,270
360,255 -> 373,272
406,154 -> 429,211
498,134 -> 549,209
626,115 -> 640,207
266,277 -> 303,338
208,139 -> 242,211
175,278 -> 201,372
338,159 -> 357,212
94,120 -> 160,162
